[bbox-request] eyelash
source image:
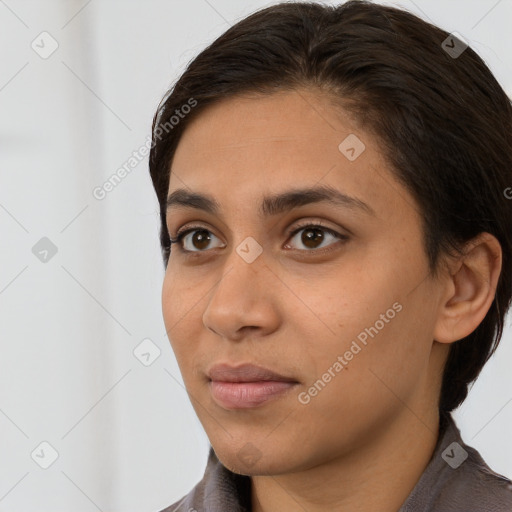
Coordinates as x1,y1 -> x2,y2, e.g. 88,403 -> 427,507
168,221 -> 348,255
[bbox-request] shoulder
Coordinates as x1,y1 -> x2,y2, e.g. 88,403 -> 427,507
157,446 -> 251,512
158,493 -> 195,512
436,450 -> 512,510
156,451 -> 213,512
401,414 -> 512,512
434,442 -> 512,511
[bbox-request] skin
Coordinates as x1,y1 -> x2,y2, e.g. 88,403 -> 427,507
161,88 -> 502,512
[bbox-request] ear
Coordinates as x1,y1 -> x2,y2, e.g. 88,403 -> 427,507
434,232 -> 502,344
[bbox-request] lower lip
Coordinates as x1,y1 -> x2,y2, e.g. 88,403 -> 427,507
210,380 -> 298,409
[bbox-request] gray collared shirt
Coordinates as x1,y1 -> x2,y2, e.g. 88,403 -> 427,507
160,414 -> 512,511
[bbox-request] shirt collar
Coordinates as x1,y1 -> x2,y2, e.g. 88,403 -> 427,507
172,413 -> 502,512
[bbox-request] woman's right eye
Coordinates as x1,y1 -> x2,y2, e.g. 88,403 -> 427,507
170,228 -> 225,253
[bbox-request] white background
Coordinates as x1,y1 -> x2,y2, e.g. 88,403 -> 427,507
0,1 -> 511,510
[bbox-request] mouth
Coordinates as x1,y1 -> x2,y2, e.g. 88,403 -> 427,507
207,363 -> 299,409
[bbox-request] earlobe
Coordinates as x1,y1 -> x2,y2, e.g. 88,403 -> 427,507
433,233 -> 502,344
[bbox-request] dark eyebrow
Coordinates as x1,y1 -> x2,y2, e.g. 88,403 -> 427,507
165,184 -> 375,218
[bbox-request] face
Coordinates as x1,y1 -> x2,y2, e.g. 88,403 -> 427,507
162,88 -> 448,475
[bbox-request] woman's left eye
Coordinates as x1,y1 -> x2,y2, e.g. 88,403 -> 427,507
169,223 -> 347,254
286,224 -> 347,251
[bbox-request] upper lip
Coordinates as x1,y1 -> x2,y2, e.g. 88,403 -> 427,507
207,363 -> 298,383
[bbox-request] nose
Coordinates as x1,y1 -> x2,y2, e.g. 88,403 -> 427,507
202,247 -> 281,341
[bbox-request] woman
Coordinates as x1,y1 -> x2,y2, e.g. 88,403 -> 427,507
149,1 -> 512,510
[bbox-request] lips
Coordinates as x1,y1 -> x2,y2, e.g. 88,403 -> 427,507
208,363 -> 297,383
207,363 -> 299,409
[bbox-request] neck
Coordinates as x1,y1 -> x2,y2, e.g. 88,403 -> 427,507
251,407 -> 440,512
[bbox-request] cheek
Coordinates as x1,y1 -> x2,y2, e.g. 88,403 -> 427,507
162,255 -> 203,316
161,265 -> 197,353
293,306 -> 430,443
161,266 -> 178,328
161,263 -> 219,381
295,260 -> 432,390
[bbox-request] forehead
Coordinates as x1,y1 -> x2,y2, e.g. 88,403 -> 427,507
167,89 -> 418,226
172,89 -> 357,160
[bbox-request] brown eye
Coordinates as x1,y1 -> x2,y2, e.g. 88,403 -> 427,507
286,224 -> 347,251
300,227 -> 325,249
189,230 -> 212,250
171,228 -> 224,252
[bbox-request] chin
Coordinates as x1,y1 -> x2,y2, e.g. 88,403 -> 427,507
211,437 -> 306,476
